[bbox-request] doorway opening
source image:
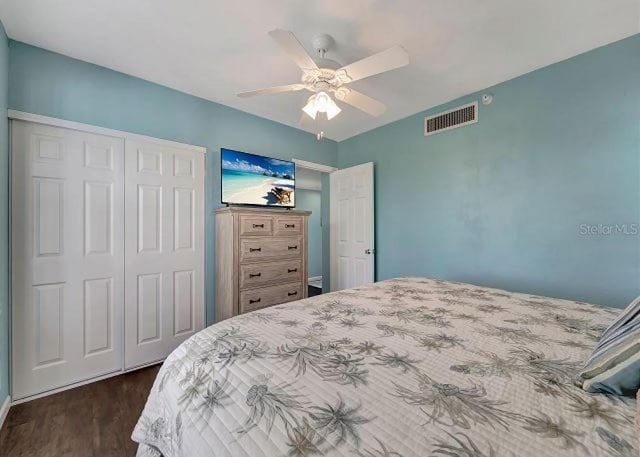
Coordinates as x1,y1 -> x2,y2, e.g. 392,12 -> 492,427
293,159 -> 336,296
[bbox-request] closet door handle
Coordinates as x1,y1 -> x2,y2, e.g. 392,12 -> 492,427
288,291 -> 298,297
288,268 -> 297,273
285,224 -> 295,228
288,245 -> 298,250
249,247 -> 262,252
249,273 -> 261,278
249,298 -> 261,304
252,223 -> 264,228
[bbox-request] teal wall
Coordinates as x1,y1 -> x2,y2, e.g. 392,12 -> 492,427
0,21 -> 8,403
338,34 -> 640,308
296,189 -> 322,278
3,33 -> 639,407
8,41 -> 338,325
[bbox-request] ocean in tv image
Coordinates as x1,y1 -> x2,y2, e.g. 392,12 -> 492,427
221,149 -> 295,206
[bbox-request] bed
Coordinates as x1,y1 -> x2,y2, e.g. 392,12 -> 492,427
133,277 -> 637,456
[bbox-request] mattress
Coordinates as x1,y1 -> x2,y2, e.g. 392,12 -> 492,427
133,277 -> 637,456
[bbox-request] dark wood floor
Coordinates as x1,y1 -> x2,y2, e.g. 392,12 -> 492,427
0,364 -> 161,457
308,285 -> 322,297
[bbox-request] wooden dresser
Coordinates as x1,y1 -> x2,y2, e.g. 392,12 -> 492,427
215,207 -> 311,321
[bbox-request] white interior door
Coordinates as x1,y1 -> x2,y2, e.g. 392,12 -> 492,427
124,139 -> 205,369
330,162 -> 375,291
12,120 -> 124,400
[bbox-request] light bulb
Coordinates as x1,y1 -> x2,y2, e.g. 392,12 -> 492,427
315,92 -> 331,112
302,95 -> 318,119
325,99 -> 341,120
301,92 -> 341,120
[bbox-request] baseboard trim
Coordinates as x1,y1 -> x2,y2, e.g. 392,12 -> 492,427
0,395 -> 10,430
308,276 -> 322,282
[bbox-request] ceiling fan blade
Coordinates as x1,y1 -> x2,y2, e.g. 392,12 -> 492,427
336,89 -> 386,117
338,45 -> 409,83
268,29 -> 318,71
237,83 -> 307,98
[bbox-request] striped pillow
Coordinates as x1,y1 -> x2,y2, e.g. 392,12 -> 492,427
578,295 -> 640,396
636,390 -> 640,447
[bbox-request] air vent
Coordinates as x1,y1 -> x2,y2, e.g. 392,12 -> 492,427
424,101 -> 478,136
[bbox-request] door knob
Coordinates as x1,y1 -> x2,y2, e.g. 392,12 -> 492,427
365,249 -> 375,255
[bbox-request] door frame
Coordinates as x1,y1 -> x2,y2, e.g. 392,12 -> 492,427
292,159 -> 337,174
8,110 -> 207,154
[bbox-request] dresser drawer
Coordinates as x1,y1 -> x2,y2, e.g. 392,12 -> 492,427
240,260 -> 302,289
274,216 -> 303,235
240,236 -> 302,262
239,215 -> 273,236
240,283 -> 304,314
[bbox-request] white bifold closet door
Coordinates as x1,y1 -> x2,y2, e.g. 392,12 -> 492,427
12,120 -> 125,400
12,118 -> 205,400
124,140 -> 205,369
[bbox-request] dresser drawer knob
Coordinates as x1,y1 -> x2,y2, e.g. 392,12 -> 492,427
288,291 -> 298,297
249,298 -> 261,304
288,245 -> 298,250
249,273 -> 262,278
287,268 -> 297,273
285,224 -> 295,228
249,247 -> 262,252
252,223 -> 264,228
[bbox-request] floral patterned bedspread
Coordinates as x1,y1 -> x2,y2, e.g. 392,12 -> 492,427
133,278 -> 637,457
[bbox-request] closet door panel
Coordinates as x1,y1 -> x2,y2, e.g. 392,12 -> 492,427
11,121 -> 125,400
124,140 -> 204,369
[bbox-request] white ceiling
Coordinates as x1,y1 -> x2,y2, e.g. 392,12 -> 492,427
1,0 -> 638,141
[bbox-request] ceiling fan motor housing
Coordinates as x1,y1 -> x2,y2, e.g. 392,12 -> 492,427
312,33 -> 334,57
314,80 -> 331,92
302,67 -> 351,93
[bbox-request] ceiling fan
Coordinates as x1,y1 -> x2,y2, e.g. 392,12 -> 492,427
237,30 -> 410,121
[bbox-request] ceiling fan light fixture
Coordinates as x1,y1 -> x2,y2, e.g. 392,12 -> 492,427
325,98 -> 342,121
302,91 -> 341,121
302,96 -> 318,120
315,91 -> 331,111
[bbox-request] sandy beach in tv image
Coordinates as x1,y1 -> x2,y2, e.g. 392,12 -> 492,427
221,149 -> 295,206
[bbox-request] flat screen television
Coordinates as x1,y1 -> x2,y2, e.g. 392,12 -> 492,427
221,148 -> 296,207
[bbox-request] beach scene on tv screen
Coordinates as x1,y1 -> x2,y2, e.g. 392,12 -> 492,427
222,149 -> 295,206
